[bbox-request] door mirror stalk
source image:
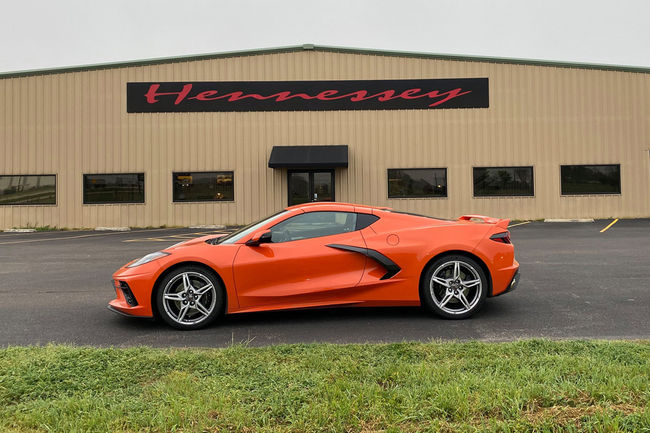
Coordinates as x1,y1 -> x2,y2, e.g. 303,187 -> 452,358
245,230 -> 273,246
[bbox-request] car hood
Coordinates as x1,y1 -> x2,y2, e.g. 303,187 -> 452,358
164,234 -> 227,251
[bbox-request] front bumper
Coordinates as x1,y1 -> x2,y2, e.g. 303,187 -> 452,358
108,286 -> 154,318
106,304 -> 152,319
108,265 -> 161,318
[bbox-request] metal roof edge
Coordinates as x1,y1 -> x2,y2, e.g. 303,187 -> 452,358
0,45 -> 306,79
1,43 -> 648,79
313,44 -> 650,74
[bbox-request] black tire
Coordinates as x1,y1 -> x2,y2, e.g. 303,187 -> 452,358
155,265 -> 225,330
420,255 -> 488,319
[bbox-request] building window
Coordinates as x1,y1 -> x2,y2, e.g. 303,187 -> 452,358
387,168 -> 447,198
561,164 -> 621,195
473,166 -> 534,197
83,173 -> 144,204
0,175 -> 56,205
173,171 -> 234,202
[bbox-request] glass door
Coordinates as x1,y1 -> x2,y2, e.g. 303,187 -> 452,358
312,172 -> 333,202
288,172 -> 310,206
288,170 -> 334,205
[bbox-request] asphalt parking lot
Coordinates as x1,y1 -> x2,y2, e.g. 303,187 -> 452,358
0,219 -> 648,347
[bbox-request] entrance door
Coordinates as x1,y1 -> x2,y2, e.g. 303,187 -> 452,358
288,170 -> 334,205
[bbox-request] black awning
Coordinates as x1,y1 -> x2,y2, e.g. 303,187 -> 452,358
268,145 -> 348,169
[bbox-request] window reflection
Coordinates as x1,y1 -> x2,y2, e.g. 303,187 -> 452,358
0,175 -> 56,205
388,168 -> 447,198
561,165 -> 620,195
173,172 -> 234,202
473,167 -> 534,197
270,211 -> 357,242
83,173 -> 144,204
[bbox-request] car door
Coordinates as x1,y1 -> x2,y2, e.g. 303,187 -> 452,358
232,211 -> 367,308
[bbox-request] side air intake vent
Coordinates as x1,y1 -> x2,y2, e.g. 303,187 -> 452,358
119,281 -> 138,306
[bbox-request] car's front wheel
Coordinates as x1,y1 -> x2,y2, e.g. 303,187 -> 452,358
155,266 -> 224,330
420,255 -> 487,319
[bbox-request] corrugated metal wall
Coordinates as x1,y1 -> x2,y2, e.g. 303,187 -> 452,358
1,50 -> 649,228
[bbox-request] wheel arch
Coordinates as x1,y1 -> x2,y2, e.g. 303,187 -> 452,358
418,250 -> 494,299
151,261 -> 228,319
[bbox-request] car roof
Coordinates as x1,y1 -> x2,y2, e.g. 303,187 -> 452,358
285,202 -> 391,212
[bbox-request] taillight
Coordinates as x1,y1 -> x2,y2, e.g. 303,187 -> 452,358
490,231 -> 511,244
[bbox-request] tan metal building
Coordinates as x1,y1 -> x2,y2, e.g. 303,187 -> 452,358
1,45 -> 649,229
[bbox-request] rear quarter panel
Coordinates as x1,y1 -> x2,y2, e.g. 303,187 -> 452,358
360,212 -> 493,301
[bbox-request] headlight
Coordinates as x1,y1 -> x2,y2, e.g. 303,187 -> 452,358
126,251 -> 170,268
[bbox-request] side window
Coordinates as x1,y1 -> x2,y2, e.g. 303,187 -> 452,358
270,211 -> 357,243
356,213 -> 379,230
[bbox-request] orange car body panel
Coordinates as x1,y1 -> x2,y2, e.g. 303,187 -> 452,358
109,203 -> 519,318
233,230 -> 367,308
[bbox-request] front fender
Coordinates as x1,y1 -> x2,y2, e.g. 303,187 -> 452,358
113,243 -> 241,315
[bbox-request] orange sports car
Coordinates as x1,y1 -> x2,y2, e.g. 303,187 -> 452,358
109,202 -> 519,330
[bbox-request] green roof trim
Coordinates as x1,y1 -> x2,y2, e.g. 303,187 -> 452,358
1,44 -> 649,79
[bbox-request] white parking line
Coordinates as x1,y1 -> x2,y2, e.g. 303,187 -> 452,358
0,228 -> 175,245
508,221 -> 531,228
121,231 -> 230,243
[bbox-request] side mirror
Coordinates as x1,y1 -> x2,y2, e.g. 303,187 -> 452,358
245,230 -> 273,246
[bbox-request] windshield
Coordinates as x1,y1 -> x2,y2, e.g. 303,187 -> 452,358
216,210 -> 288,244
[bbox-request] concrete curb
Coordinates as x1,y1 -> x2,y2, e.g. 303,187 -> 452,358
3,228 -> 37,233
94,227 -> 131,232
544,218 -> 595,223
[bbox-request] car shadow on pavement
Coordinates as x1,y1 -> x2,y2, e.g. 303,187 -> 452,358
106,299 -> 515,332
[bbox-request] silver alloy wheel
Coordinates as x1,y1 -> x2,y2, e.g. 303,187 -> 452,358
162,271 -> 217,325
429,260 -> 483,315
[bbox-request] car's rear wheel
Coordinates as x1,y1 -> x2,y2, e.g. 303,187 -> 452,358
420,255 -> 487,319
155,266 -> 224,330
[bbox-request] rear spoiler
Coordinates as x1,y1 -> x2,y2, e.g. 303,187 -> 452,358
458,214 -> 510,229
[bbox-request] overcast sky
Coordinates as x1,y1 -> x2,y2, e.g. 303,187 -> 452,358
1,0 -> 649,73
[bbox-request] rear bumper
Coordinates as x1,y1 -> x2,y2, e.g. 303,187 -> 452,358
492,269 -> 519,297
488,259 -> 519,297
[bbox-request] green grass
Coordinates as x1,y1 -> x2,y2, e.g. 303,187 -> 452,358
31,225 -> 66,232
0,340 -> 648,432
9,224 -> 69,231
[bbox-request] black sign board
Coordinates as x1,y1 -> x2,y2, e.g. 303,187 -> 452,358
127,78 -> 489,113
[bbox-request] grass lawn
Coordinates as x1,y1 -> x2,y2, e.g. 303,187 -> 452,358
0,340 -> 648,432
